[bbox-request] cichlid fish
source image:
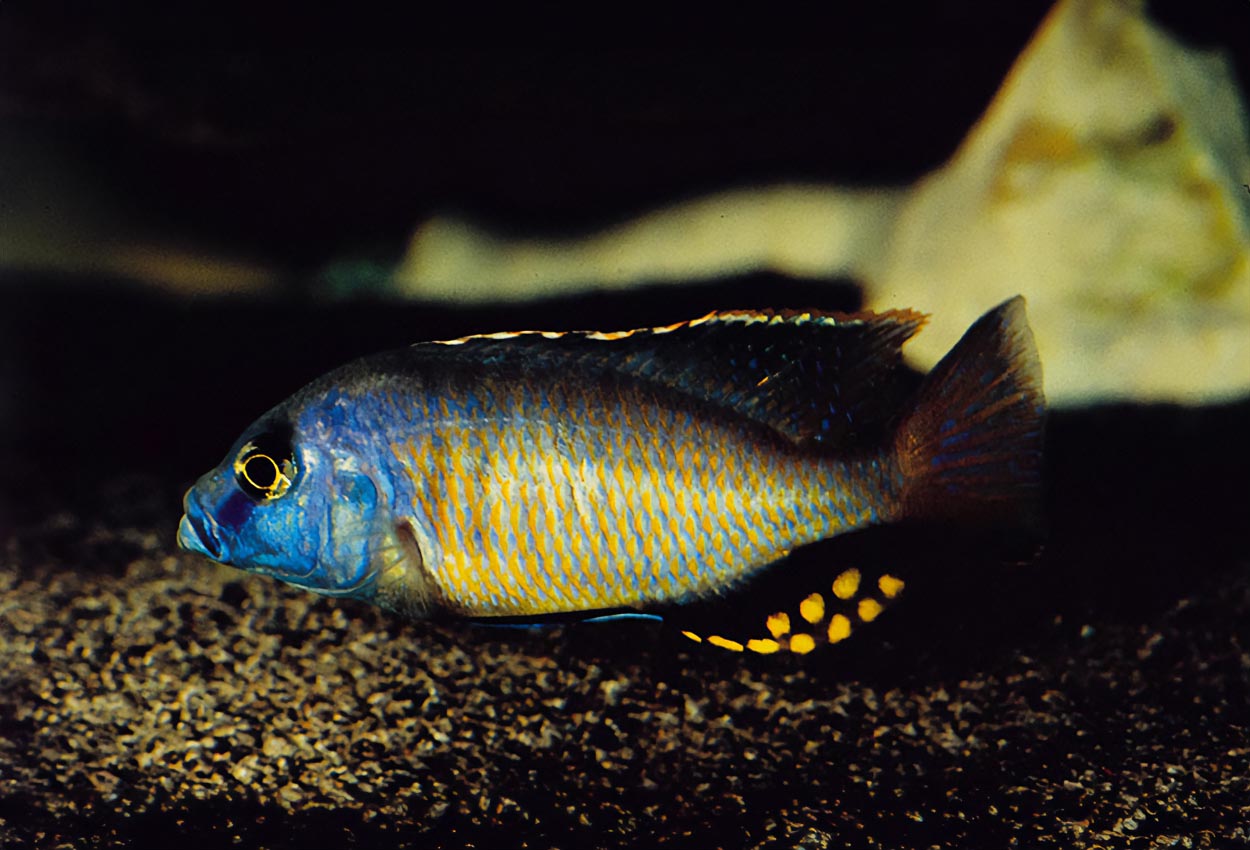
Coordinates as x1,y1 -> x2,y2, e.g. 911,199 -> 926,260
178,297 -> 1044,655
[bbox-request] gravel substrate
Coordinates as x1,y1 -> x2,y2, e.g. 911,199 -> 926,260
4,287 -> 1250,848
2,426 -> 1249,850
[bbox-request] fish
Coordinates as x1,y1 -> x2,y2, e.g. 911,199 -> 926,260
178,297 -> 1044,655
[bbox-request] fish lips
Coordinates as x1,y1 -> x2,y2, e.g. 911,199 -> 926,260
178,506 -> 224,561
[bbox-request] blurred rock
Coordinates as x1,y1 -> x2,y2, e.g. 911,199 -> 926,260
0,127 -> 281,295
396,0 -> 1250,406
886,0 -> 1250,406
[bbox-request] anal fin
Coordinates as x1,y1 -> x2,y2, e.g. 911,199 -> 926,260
665,515 -> 1045,658
657,550 -> 911,657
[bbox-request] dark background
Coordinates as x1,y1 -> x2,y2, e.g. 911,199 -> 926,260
3,1 -> 1247,514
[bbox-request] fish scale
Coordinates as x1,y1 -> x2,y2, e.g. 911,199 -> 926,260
376,370 -> 886,617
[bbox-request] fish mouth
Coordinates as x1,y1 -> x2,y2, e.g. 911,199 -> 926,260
178,504 -> 224,561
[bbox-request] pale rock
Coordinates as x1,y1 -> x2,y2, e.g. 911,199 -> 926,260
396,0 -> 1250,406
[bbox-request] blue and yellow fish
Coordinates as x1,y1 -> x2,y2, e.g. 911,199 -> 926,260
178,297 -> 1044,654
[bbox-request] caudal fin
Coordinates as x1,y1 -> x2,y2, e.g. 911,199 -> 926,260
896,296 -> 1045,527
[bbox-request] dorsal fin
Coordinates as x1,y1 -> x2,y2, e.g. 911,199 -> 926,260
423,308 -> 927,449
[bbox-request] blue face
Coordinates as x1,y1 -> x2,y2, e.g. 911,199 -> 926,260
177,414 -> 385,598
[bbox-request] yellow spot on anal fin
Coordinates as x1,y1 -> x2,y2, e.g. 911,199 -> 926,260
827,614 -> 852,644
746,638 -> 781,655
857,598 -> 884,622
766,612 -> 791,639
878,574 -> 905,599
832,568 -> 861,600
681,630 -> 702,643
707,635 -> 745,653
789,633 -> 816,654
799,593 -> 825,624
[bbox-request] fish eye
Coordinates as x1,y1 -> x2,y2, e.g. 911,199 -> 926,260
233,428 -> 297,501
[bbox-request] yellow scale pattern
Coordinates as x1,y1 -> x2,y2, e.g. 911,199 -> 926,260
390,377 -> 867,618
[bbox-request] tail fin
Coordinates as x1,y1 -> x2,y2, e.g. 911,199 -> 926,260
895,296 -> 1045,527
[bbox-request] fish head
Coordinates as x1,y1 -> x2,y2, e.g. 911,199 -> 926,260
177,412 -> 386,599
